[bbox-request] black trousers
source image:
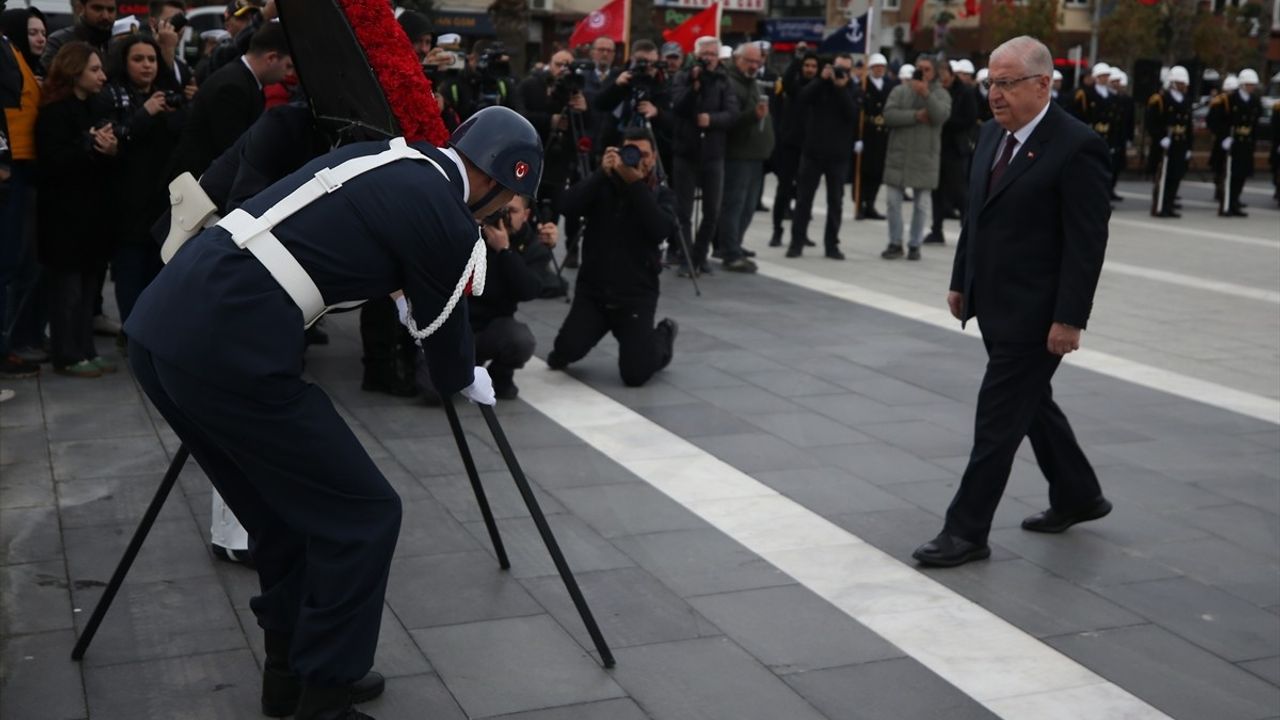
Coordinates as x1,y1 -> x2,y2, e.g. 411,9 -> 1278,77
791,154 -> 849,251
474,316 -> 536,387
858,133 -> 888,214
771,146 -> 801,233
930,151 -> 969,234
549,294 -> 672,387
129,339 -> 400,687
360,297 -> 415,385
1150,146 -> 1188,215
673,155 -> 725,266
46,267 -> 99,367
944,336 -> 1101,545
1225,149 -> 1253,213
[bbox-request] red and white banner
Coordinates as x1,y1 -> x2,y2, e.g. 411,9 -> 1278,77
569,0 -> 628,48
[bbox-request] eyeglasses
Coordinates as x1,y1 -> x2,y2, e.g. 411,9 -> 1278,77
982,74 -> 1044,92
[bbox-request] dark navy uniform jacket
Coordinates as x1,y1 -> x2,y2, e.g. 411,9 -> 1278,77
127,140 -> 479,400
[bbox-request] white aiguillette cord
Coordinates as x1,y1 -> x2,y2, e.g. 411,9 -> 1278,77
402,231 -> 487,341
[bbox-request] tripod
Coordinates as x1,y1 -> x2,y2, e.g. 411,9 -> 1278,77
70,400 -> 615,668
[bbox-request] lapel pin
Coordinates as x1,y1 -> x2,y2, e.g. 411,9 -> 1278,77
1026,151 -> 1036,159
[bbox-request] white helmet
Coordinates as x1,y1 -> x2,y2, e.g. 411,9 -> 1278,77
1112,70 -> 1127,87
718,45 -> 732,60
1167,65 -> 1189,85
1238,68 -> 1260,85
975,67 -> 989,83
1052,69 -> 1063,82
899,63 -> 915,81
953,59 -> 975,75
1091,62 -> 1111,78
868,52 -> 887,67
1223,74 -> 1239,92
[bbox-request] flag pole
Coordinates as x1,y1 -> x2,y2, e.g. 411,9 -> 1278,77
853,3 -> 874,214
623,0 -> 632,61
715,1 -> 722,42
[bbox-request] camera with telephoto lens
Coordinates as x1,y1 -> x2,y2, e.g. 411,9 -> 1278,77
477,44 -> 512,78
619,144 -> 642,168
833,67 -> 848,81
164,91 -> 187,108
551,59 -> 594,106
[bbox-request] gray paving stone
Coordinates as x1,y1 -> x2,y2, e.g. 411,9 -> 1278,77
1239,656 -> 1280,687
481,697 -> 649,720
838,375 -> 955,406
358,674 -> 468,720
522,566 -> 719,651
49,436 -> 171,482
988,527 -> 1182,587
345,402 -> 453,440
548,483 -> 705,539
879,478 -> 1041,531
1099,465 -> 1239,515
930,558 -> 1146,638
688,584 -> 904,674
783,658 -> 1000,720
411,614 -> 625,718
462,513 -> 636,579
71,574 -> 246,668
1142,536 -> 1280,608
788,354 -> 883,384
688,385 -> 804,415
396,496 -> 482,559
382,433 -> 507,479
0,629 -> 87,720
425,469 -> 566,524
742,411 -> 875,447
369,606 -> 436,678
830,507 -> 946,559
39,373 -> 141,409
1,505 -> 63,565
64,518 -> 212,586
1098,437 -> 1279,482
692,432 -> 823,473
855,420 -> 976,459
793,393 -> 917,426
386,551 -> 543,629
1178,503 -> 1280,559
590,378 -> 699,409
500,445 -> 640,490
1076,500 -> 1213,549
634,402 -> 760,438
610,636 -> 828,720
1047,624 -> 1280,720
658,362 -> 748,391
45,402 -> 155,443
83,648 -> 260,720
1238,429 -> 1280,451
753,467 -> 915,517
734,369 -> 848,398
1093,576 -> 1280,662
1195,473 -> 1280,515
609,529 -> 791,598
1,560 -> 73,635
812,443 -> 954,485
0,383 -> 42,428
57,473 -> 192,529
0,425 -> 46,465
0,460 -> 56,509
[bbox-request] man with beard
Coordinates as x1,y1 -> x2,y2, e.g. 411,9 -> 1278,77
769,50 -> 818,245
41,0 -> 116,68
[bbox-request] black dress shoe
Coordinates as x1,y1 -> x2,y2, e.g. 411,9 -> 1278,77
785,247 -> 803,258
769,229 -> 783,247
824,248 -> 846,261
1021,497 -> 1113,534
1110,194 -> 1124,202
1154,211 -> 1181,218
804,238 -> 816,247
922,232 -> 944,245
912,533 -> 991,568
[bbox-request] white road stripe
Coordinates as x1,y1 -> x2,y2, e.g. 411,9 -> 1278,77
753,260 -> 1280,425
1105,261 -> 1280,304
517,363 -> 1171,720
1109,218 -> 1279,248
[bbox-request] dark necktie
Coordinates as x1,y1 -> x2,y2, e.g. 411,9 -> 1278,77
988,132 -> 1017,192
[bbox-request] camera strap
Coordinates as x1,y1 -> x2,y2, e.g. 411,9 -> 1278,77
216,137 -> 486,333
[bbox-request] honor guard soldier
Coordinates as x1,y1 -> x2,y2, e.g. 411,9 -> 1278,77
1209,69 -> 1263,217
1071,63 -> 1118,199
1208,74 -> 1238,205
854,53 -> 894,220
974,68 -> 994,125
125,106 -> 543,720
1146,65 -> 1192,218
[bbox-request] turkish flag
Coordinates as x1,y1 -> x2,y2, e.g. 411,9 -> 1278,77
662,3 -> 721,53
908,0 -> 927,32
569,0 -> 628,48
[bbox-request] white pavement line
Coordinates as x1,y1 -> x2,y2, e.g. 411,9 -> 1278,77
1109,217 -> 1279,248
1105,261 -> 1280,304
753,260 -> 1280,425
517,363 -> 1171,720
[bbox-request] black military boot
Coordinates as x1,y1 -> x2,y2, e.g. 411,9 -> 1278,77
261,631 -> 386,718
294,685 -> 375,720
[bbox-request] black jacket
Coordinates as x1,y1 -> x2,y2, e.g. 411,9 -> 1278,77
670,65 -> 739,161
41,18 -> 111,71
105,82 -> 187,245
941,81 -> 978,157
798,76 -> 860,159
855,74 -> 896,145
950,103 -> 1111,342
778,60 -> 815,149
593,66 -> 674,152
468,223 -> 544,332
35,94 -> 119,270
169,58 -> 264,179
558,169 -> 677,303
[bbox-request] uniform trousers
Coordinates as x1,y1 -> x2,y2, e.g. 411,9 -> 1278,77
549,294 -> 673,387
130,339 -> 401,687
943,335 -> 1101,545
1151,146 -> 1188,214
930,151 -> 969,234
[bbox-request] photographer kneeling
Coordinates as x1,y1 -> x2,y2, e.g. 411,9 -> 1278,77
546,129 -> 679,387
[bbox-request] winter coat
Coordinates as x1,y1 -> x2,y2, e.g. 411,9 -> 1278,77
882,80 -> 951,190
670,64 -> 739,162
35,94 -> 119,270
724,65 -> 775,162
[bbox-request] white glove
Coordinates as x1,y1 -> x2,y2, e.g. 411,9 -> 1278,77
1159,136 -> 1171,150
1185,150 -> 1192,161
462,366 -> 496,405
854,140 -> 864,155
1221,137 -> 1232,150
394,294 -> 410,328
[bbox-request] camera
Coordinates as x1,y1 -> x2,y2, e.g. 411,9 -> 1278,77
168,11 -> 188,33
477,44 -> 512,78
630,58 -> 651,74
833,67 -> 848,80
537,198 -> 558,226
164,91 -> 187,108
551,59 -> 594,105
619,144 -> 642,168
483,205 -> 511,229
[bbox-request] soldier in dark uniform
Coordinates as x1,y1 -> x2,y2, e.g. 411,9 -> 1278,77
974,68 -> 994,125
1207,75 -> 1236,205
126,107 -> 543,720
1108,70 -> 1134,201
1209,69 -> 1263,217
1145,65 -> 1192,218
1071,63 -> 1118,199
1270,96 -> 1280,204
854,52 -> 893,220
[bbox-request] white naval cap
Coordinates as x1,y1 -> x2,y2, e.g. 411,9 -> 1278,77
868,52 -> 887,67
898,63 -> 915,80
1091,62 -> 1111,78
1237,68 -> 1260,85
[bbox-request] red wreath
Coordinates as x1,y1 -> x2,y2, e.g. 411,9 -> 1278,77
335,0 -> 450,147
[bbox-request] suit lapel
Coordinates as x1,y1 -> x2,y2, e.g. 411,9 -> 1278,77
973,123 -> 1003,206
983,103 -> 1060,210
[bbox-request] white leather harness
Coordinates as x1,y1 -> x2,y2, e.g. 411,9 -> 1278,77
212,138 -> 486,334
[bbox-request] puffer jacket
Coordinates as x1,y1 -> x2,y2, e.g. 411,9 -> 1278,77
882,80 -> 951,189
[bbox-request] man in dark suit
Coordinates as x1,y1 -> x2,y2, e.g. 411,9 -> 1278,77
169,20 -> 292,180
913,36 -> 1113,568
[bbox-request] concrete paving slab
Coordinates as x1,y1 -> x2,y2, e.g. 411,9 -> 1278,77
83,648 -> 260,720
609,529 -> 792,598
386,551 -> 544,629
0,629 -> 87,720
783,657 -> 1000,720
